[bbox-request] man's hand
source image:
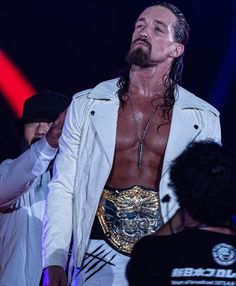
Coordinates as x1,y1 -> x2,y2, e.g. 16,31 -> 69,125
43,266 -> 67,286
46,109 -> 67,148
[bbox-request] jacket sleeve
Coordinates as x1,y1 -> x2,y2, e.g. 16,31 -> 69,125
42,95 -> 82,270
0,137 -> 57,209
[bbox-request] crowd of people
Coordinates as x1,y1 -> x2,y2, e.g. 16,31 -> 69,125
0,1 -> 235,286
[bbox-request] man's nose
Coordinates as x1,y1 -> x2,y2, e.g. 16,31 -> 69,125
139,26 -> 150,38
35,122 -> 50,136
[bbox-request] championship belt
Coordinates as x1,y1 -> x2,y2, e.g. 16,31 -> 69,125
97,185 -> 163,255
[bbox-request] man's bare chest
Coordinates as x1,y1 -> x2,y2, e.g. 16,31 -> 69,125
115,104 -> 172,156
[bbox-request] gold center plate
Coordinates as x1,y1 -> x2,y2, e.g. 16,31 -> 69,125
97,186 -> 163,255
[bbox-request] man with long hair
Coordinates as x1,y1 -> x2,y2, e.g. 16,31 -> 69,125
43,2 -> 221,285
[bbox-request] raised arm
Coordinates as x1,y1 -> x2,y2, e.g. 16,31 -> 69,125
0,109 -> 67,209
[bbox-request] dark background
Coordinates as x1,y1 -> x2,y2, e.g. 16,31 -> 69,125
1,0 -> 236,162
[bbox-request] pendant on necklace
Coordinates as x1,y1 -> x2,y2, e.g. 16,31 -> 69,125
137,141 -> 143,169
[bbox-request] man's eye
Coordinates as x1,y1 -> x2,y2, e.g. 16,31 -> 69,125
26,122 -> 38,127
155,26 -> 163,33
136,24 -> 144,29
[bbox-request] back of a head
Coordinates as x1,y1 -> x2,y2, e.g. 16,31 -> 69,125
169,141 -> 236,226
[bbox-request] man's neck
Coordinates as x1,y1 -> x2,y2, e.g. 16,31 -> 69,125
184,211 -> 236,235
128,63 -> 171,98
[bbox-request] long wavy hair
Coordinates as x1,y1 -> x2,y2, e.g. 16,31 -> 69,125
117,1 -> 190,118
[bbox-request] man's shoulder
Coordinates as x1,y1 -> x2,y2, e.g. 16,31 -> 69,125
0,159 -> 13,170
176,86 -> 219,116
72,78 -> 119,102
72,88 -> 93,100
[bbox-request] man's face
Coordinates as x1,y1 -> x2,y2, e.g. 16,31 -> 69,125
23,120 -> 53,147
127,6 -> 180,68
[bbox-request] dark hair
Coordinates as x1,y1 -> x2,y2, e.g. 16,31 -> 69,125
117,1 -> 190,117
12,90 -> 71,137
169,141 -> 236,226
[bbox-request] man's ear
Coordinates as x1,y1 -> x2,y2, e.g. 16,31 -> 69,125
170,43 -> 185,58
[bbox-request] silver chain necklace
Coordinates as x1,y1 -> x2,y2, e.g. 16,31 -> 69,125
129,96 -> 159,169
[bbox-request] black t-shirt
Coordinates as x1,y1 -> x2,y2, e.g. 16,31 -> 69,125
127,228 -> 236,286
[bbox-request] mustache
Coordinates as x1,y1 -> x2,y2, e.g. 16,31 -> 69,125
132,37 -> 151,49
31,137 -> 42,145
21,136 -> 42,152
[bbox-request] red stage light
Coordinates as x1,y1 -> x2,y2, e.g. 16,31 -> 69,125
0,50 -> 36,117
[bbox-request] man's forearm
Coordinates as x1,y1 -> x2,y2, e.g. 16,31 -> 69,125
0,137 -> 57,208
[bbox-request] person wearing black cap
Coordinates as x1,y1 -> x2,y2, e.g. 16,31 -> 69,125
0,91 -> 70,286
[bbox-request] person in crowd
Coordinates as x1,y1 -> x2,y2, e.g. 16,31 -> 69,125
0,91 -> 70,286
42,2 -> 221,285
127,141 -> 236,286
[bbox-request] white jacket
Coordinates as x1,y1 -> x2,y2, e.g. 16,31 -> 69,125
43,78 -> 221,269
0,138 -> 57,286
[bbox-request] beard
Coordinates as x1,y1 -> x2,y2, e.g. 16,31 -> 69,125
126,48 -> 151,68
126,38 -> 156,68
31,137 -> 41,145
21,136 -> 42,152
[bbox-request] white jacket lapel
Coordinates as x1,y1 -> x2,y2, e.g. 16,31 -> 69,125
162,104 -> 202,175
90,100 -> 119,165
